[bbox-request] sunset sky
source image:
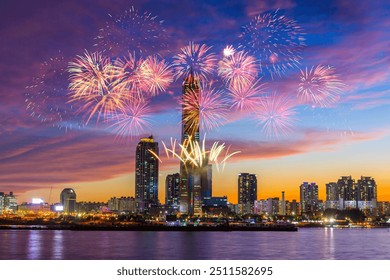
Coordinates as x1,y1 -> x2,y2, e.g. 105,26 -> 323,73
1,0 -> 389,205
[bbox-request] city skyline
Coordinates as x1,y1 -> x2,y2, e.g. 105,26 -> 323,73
1,0 -> 390,205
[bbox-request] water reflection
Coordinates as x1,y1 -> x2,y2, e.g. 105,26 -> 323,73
27,231 -> 42,259
1,228 -> 389,260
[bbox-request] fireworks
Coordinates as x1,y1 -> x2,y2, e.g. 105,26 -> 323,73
68,51 -> 124,124
139,55 -> 174,96
223,45 -> 236,57
94,6 -> 168,56
25,52 -> 80,130
108,98 -> 153,139
172,42 -> 217,80
218,50 -> 258,87
228,78 -> 266,111
297,65 -> 346,108
113,51 -> 144,96
240,10 -> 305,78
161,136 -> 241,172
255,93 -> 297,137
182,83 -> 229,132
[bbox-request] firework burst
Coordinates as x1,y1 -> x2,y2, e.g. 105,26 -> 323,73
223,45 -> 236,57
297,65 -> 346,108
255,93 -> 297,137
161,136 -> 241,172
228,78 -> 266,111
172,42 -> 217,80
181,83 -> 229,132
108,98 -> 153,140
139,55 -> 174,96
94,6 -> 168,56
24,52 -> 80,130
68,51 -> 124,124
218,50 -> 258,87
113,51 -> 144,96
240,9 -> 305,78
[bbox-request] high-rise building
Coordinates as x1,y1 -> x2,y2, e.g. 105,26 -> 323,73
280,191 -> 286,215
357,176 -> 377,202
60,188 -> 77,213
165,173 -> 180,207
337,176 -> 356,208
179,73 -> 202,215
201,162 -> 212,201
238,173 -> 257,214
326,182 -> 341,209
0,192 -> 17,213
300,182 -> 319,214
135,136 -> 159,213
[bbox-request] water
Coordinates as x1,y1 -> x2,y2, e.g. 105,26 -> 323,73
0,228 -> 389,260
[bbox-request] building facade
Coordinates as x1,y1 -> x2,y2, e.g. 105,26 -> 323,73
165,173 -> 180,207
238,173 -> 257,214
60,188 -> 77,213
135,136 -> 159,213
300,182 -> 319,214
179,73 -> 202,215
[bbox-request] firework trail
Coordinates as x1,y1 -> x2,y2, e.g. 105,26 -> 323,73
113,51 -> 144,97
68,50 -> 124,124
94,6 -> 168,56
159,136 -> 241,172
181,83 -> 229,132
172,42 -> 217,80
297,65 -> 346,108
218,50 -> 258,87
228,78 -> 266,111
24,51 -> 80,130
255,93 -> 297,137
108,98 -> 153,140
139,55 -> 174,96
223,45 -> 236,57
240,9 -> 305,78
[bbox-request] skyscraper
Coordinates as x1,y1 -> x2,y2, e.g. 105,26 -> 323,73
300,182 -> 319,214
238,173 -> 257,214
201,162 -> 212,201
135,136 -> 159,213
179,73 -> 202,215
165,173 -> 180,207
326,182 -> 340,209
357,176 -> 377,202
337,176 -> 356,208
60,188 -> 76,213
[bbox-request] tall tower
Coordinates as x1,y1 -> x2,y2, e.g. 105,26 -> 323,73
300,182 -> 319,214
165,173 -> 180,207
135,135 -> 159,213
238,173 -> 257,214
179,73 -> 202,216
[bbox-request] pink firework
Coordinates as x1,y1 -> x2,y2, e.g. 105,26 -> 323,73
255,93 -> 297,137
182,83 -> 229,132
298,65 -> 345,108
218,50 -> 258,87
109,98 -> 153,139
173,42 -> 217,80
228,78 -> 266,111
114,51 -> 144,95
139,55 -> 174,96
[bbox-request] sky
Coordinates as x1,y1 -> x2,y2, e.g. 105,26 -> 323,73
0,0 -> 389,205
